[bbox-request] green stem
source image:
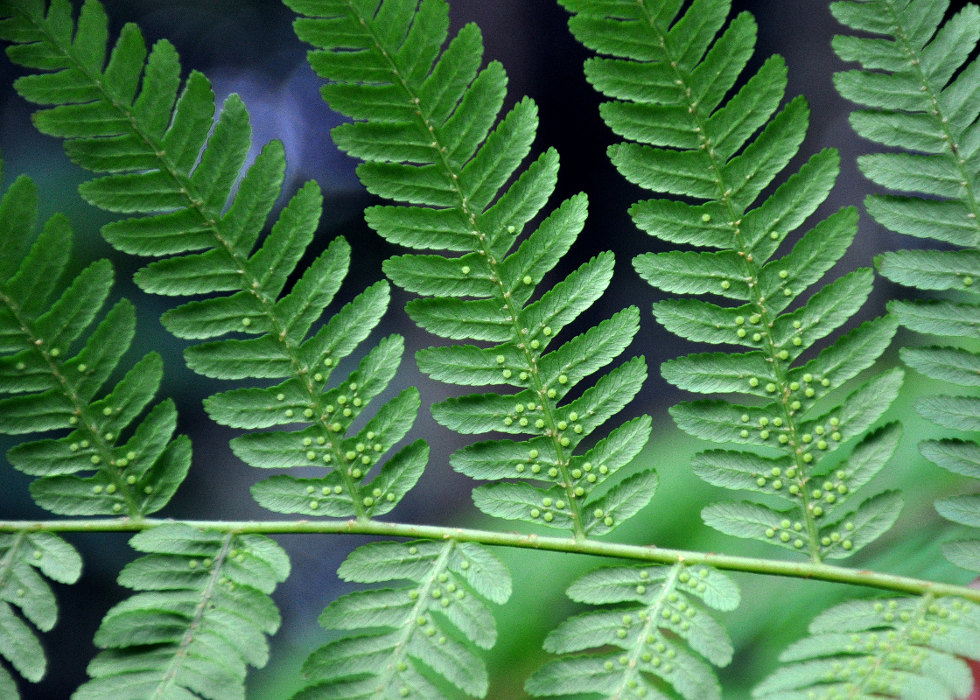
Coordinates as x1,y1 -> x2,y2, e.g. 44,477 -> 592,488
3,517 -> 978,603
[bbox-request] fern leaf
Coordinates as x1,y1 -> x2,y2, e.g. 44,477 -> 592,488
0,161 -> 190,518
525,563 -> 739,700
832,0 -> 980,572
754,595 -> 980,699
0,0 -> 428,519
0,157 -> 171,695
0,530 -> 82,697
287,0 -> 655,540
560,0 -> 902,562
296,539 -> 511,699
74,524 -> 288,700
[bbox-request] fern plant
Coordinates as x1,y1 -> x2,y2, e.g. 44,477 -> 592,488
831,0 -> 980,574
0,0 -> 979,698
0,0 -> 429,694
558,0 -> 905,564
558,0 -> 980,695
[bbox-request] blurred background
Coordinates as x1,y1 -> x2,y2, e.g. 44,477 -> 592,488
0,1 -> 977,697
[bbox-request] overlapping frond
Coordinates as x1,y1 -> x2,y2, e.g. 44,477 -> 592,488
526,563 -> 739,700
74,524 -> 288,699
295,539 -> 511,699
0,530 -> 81,698
559,0 -> 903,562
0,160 -> 190,518
831,0 -> 980,572
754,594 -> 980,699
0,0 -> 428,519
286,0 -> 656,540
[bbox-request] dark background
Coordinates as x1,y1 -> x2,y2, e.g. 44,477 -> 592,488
1,1 -> 975,698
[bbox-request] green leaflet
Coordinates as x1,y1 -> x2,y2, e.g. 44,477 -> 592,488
0,163 -> 190,519
0,530 -> 81,695
832,0 -> 980,573
561,0 -> 902,563
0,0 -> 427,520
526,563 -> 739,700
295,540 -> 511,700
754,595 -> 980,699
75,524 -> 289,700
290,0 -> 654,540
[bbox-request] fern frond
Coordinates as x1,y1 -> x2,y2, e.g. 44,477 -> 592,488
0,160 -> 190,518
287,0 -> 656,540
0,529 -> 82,698
74,523 -> 288,699
560,0 -> 903,562
754,595 -> 980,699
525,563 -> 739,700
831,0 -> 980,571
295,539 -> 511,699
0,0 -> 428,519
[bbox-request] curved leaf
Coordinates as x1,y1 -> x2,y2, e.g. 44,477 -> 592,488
289,0 -> 653,539
560,0 -> 902,562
